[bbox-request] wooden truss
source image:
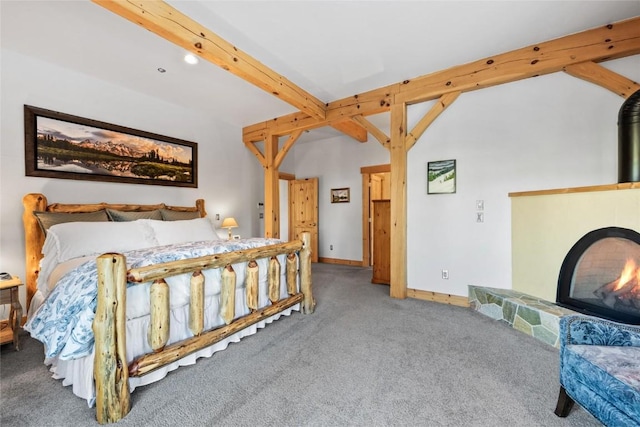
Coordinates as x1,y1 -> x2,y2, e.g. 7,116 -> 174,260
94,1 -> 640,298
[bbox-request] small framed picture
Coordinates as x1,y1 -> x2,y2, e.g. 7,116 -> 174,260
427,159 -> 456,194
331,187 -> 350,203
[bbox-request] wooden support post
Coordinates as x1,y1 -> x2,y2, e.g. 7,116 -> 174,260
286,253 -> 297,295
246,260 -> 259,311
220,265 -> 236,325
389,103 -> 408,299
268,256 -> 281,303
189,271 -> 204,336
264,134 -> 280,238
149,279 -> 170,352
299,232 -> 316,313
94,254 -> 130,424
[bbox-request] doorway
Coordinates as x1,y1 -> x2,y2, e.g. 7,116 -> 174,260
361,164 -> 391,267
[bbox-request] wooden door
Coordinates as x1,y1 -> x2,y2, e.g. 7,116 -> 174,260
369,173 -> 389,264
289,178 -> 319,262
372,199 -> 391,284
369,175 -> 382,264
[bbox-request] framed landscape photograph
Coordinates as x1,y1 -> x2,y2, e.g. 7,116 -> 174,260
427,159 -> 456,194
331,187 -> 350,203
24,105 -> 198,187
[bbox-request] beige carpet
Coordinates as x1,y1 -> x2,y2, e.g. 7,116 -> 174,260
1,263 -> 601,426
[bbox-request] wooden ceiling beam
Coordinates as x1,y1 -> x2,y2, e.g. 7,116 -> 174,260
406,92 -> 460,151
330,119 -> 368,143
92,0 -> 326,120
274,130 -> 303,169
396,17 -> 640,105
352,115 -> 390,149
244,141 -> 266,168
564,61 -> 640,99
243,16 -> 640,141
243,87 -> 395,143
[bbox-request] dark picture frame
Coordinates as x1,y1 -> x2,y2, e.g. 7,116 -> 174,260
331,187 -> 350,203
427,159 -> 456,194
24,105 -> 198,188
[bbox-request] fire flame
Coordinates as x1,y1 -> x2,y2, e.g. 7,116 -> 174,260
613,259 -> 638,291
593,258 -> 640,310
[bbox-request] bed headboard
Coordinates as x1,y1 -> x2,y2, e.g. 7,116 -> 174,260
22,193 -> 206,310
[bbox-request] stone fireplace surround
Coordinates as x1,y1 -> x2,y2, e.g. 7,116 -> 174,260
470,183 -> 640,347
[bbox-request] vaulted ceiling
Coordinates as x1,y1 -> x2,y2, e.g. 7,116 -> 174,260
2,1 -> 639,144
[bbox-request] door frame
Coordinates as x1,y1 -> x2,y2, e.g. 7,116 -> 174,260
279,172 -> 295,240
361,164 -> 391,267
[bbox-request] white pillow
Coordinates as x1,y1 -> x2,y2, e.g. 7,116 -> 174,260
142,217 -> 222,246
46,220 -> 159,264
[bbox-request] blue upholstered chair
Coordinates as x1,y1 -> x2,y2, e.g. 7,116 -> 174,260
555,314 -> 640,426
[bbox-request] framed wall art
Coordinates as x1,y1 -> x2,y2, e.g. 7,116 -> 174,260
24,105 -> 198,188
427,159 -> 456,194
331,187 -> 350,203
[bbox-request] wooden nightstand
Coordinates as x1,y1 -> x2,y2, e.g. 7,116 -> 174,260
0,275 -> 24,350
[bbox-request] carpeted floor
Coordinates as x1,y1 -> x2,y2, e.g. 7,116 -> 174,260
1,263 -> 601,426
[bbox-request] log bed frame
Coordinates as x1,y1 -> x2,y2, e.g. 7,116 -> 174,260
22,193 -> 315,424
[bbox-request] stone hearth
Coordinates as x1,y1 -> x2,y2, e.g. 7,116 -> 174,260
468,286 -> 577,348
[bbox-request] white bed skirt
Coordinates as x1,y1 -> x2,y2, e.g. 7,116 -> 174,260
36,273 -> 299,408
45,302 -> 300,407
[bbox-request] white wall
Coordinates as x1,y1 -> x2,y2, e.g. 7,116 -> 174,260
0,49 -> 263,310
293,135 -> 389,261
293,56 -> 640,297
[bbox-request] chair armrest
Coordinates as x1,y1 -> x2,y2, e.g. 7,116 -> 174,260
559,314 -> 640,348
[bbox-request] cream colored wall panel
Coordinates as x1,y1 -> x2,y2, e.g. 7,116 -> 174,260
512,188 -> 640,302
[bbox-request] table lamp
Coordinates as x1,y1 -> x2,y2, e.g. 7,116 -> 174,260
221,217 -> 238,240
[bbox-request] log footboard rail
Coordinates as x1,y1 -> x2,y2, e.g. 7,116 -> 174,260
93,233 -> 315,424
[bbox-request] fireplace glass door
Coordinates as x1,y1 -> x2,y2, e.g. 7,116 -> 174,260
557,227 -> 640,324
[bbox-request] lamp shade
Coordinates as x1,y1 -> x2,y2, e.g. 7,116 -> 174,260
221,217 -> 238,229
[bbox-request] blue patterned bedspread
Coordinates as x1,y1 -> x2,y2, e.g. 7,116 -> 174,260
25,238 -> 282,361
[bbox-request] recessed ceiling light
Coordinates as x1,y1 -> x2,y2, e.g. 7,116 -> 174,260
157,67 -> 166,73
184,54 -> 199,65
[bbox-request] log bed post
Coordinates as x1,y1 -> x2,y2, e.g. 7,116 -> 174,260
94,254 -> 130,424
300,232 -> 315,314
286,253 -> 297,295
246,260 -> 259,311
220,265 -> 236,325
189,271 -> 205,336
22,193 -> 47,310
149,279 -> 170,352
268,256 -> 281,303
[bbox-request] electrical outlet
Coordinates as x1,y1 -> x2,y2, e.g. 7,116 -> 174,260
330,244 -> 334,250
476,212 -> 484,223
476,200 -> 484,211
442,269 -> 449,279
215,213 -> 220,220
